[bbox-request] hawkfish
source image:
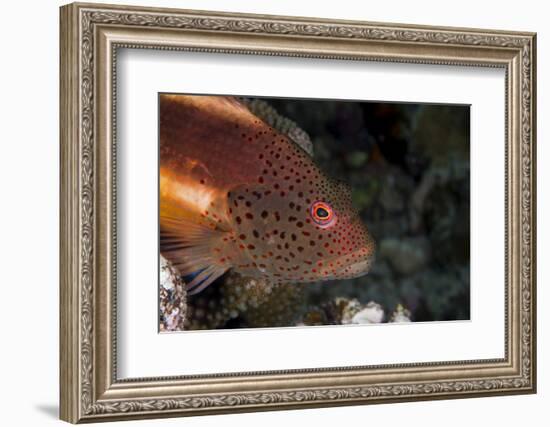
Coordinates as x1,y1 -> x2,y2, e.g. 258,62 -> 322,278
160,94 -> 375,295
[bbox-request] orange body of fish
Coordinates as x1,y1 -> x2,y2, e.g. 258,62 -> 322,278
160,94 -> 375,295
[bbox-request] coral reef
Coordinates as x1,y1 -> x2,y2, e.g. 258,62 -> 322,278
300,298 -> 410,326
159,256 -> 187,332
240,97 -> 314,156
183,273 -> 307,330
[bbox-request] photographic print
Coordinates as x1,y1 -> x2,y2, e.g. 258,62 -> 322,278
159,94 -> 470,331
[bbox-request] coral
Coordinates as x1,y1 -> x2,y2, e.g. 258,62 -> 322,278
390,304 -> 412,323
242,283 -> 307,328
184,272 -> 274,329
185,273 -> 307,330
351,301 -> 385,324
300,298 -> 402,326
240,97 -> 314,155
159,256 -> 187,332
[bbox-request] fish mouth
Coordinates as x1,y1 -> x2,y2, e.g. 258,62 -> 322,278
337,257 -> 373,279
319,246 -> 375,280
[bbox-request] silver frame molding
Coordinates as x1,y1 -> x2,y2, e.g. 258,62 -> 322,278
60,2 -> 536,423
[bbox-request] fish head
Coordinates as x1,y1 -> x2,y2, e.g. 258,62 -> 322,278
315,178 -> 376,280
226,168 -> 375,283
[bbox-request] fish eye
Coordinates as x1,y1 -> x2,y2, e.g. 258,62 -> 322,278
310,201 -> 336,228
316,207 -> 329,218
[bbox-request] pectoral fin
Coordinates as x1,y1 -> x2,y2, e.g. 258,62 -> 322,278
160,215 -> 230,295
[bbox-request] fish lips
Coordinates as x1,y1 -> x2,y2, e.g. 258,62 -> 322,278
319,247 -> 375,280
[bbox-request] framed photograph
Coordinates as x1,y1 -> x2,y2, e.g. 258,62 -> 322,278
60,2 -> 537,423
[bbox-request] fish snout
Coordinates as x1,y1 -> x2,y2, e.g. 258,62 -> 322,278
337,239 -> 376,279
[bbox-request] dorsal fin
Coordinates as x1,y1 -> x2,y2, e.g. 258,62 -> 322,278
239,98 -> 314,156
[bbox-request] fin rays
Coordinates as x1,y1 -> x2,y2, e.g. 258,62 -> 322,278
160,213 -> 230,295
186,265 -> 226,295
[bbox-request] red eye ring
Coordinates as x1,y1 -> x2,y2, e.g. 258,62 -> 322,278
310,201 -> 336,228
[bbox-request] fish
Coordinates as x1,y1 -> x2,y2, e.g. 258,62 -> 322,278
160,94 -> 375,295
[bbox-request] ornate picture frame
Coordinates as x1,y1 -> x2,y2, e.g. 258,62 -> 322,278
60,2 -> 536,423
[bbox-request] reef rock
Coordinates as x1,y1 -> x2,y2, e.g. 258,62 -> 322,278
350,301 -> 385,324
159,255 -> 187,332
389,304 -> 412,323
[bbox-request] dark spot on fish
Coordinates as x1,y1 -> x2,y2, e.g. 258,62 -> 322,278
288,216 -> 297,222
245,213 -> 254,220
291,233 -> 297,241
309,240 -> 316,246
236,216 -> 242,224
296,221 -> 304,228
258,176 -> 264,183
245,201 -> 251,207
253,230 -> 260,238
239,234 -> 246,240
261,210 -> 268,219
297,246 -> 304,252
247,244 -> 255,250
